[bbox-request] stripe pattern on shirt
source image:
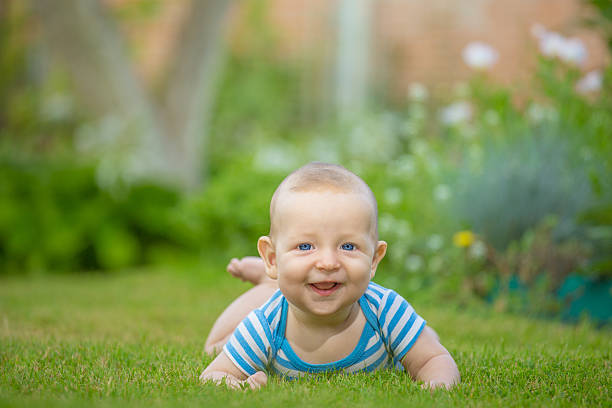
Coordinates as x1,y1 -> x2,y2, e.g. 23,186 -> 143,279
223,282 -> 426,378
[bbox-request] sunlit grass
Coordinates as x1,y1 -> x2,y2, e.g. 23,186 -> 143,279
1,264 -> 610,407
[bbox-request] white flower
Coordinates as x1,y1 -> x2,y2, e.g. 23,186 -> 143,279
576,70 -> 603,94
408,82 -> 429,102
405,254 -> 423,273
469,240 -> 487,259
434,184 -> 451,201
308,139 -> 340,164
254,145 -> 298,172
526,103 -> 558,123
533,25 -> 588,66
560,37 -> 587,66
526,103 -> 545,122
391,155 -> 416,177
379,214 -> 396,235
346,118 -> 399,162
396,219 -> 412,241
439,101 -> 472,125
538,31 -> 566,57
41,92 -> 73,121
462,42 -> 499,70
75,115 -> 123,152
384,188 -> 402,206
426,234 -> 444,251
380,214 -> 411,240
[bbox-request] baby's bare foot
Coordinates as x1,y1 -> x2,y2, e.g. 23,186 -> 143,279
226,256 -> 271,285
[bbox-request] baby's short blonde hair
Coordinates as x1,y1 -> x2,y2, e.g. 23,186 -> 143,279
269,162 -> 378,238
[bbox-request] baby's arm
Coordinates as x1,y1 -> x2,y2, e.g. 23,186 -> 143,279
200,351 -> 268,390
401,326 -> 460,389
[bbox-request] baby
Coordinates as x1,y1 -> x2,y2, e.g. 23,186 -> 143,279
200,162 -> 459,390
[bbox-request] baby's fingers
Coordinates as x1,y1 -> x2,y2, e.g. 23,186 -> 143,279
421,380 -> 452,390
200,371 -> 243,389
245,371 -> 268,390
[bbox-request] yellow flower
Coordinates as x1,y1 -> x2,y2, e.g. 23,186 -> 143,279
453,230 -> 475,248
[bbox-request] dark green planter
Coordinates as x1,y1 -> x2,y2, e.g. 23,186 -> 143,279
557,275 -> 612,324
489,274 -> 612,325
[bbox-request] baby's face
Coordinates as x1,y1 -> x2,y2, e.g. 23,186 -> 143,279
260,190 -> 387,319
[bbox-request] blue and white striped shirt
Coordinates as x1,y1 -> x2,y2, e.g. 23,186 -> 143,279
223,282 -> 426,378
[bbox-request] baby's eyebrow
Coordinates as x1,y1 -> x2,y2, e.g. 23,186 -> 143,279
285,233 -> 315,241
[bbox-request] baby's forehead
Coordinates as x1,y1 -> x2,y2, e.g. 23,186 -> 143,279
273,187 -> 374,213
270,188 -> 378,237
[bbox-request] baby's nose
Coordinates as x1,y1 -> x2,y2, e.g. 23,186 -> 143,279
315,249 -> 340,271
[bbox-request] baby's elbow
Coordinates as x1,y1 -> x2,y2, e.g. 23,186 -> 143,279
204,341 -> 226,356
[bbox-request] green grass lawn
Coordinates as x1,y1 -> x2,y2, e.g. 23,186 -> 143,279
1,263 -> 610,407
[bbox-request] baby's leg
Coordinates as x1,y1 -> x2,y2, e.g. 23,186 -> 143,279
204,257 -> 276,355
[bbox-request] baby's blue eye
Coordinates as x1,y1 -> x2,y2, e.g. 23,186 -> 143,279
341,243 -> 355,251
298,243 -> 312,251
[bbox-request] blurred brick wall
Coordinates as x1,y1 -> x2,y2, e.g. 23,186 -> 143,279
265,0 -> 608,96
111,0 -> 608,97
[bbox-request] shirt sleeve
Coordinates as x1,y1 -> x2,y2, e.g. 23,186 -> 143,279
222,309 -> 273,376
377,289 -> 426,363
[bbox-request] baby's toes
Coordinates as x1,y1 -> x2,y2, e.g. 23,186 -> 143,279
226,258 -> 241,277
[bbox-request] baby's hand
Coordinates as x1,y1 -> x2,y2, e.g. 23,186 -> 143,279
200,370 -> 268,390
244,371 -> 268,389
421,380 -> 454,390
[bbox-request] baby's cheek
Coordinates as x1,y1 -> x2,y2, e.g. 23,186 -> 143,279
276,265 -> 302,285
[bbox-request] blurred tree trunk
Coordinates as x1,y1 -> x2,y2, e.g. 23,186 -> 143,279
335,0 -> 373,121
32,0 -> 233,190
159,0 -> 230,189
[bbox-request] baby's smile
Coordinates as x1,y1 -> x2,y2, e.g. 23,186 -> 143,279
309,281 -> 342,296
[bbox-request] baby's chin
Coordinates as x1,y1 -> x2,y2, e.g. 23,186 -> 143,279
298,297 -> 364,317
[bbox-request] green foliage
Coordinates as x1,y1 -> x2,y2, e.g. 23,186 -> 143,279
188,162 -> 284,258
208,0 -> 304,169
584,0 -> 612,52
209,53 -> 303,167
0,2 -> 80,157
438,219 -> 595,318
0,158 -> 199,273
452,127 -> 595,249
439,44 -> 612,297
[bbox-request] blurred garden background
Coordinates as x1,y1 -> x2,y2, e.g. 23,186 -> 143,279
2,0 -> 610,322
2,0 -> 612,406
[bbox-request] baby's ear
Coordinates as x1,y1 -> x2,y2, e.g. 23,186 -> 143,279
257,236 -> 278,279
370,240 -> 387,279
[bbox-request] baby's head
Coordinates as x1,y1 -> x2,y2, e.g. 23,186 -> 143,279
258,162 -> 387,318
269,162 -> 379,240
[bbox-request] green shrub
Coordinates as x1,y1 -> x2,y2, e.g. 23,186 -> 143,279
187,161 -> 284,258
0,158 -> 199,273
452,126 -> 596,249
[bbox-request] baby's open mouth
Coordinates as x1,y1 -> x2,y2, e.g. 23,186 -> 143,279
309,282 -> 341,296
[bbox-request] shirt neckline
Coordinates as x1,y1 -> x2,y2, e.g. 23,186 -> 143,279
278,295 -> 374,372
